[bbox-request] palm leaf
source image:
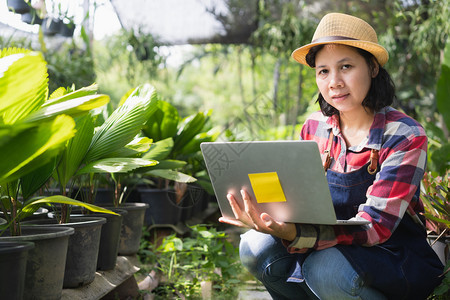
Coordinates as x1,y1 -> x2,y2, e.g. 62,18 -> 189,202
146,169 -> 196,183
142,100 -> 179,141
76,157 -> 158,175
106,137 -> 153,158
19,195 -> 119,220
21,157 -> 57,200
56,114 -> 94,187
84,83 -> 158,163
23,94 -> 110,123
0,51 -> 48,124
0,115 -> 76,184
142,137 -> 174,161
43,83 -> 99,105
173,111 -> 209,153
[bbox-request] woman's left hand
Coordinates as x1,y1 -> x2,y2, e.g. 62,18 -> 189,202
219,189 -> 297,242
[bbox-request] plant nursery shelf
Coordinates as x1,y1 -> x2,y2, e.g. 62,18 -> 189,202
61,255 -> 140,300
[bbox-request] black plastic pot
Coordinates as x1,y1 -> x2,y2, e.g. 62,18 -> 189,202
24,217 -> 106,288
7,0 -> 30,14
41,18 -> 62,36
0,207 -> 49,221
0,226 -> 74,300
60,22 -> 75,37
21,10 -> 43,25
101,203 -> 148,255
76,187 -> 115,205
0,241 -> 34,300
85,208 -> 128,270
427,234 -> 450,265
139,188 -> 182,225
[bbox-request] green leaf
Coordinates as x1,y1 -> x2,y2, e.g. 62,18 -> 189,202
24,94 -> 110,122
137,159 -> 186,173
0,51 -> 48,124
21,157 -> 57,200
0,115 -> 76,184
436,39 -> 450,132
173,112 -> 208,153
20,195 -> 119,219
142,138 -> 174,161
43,83 -> 99,105
142,100 -> 179,141
107,137 -> 153,158
423,212 -> 450,226
76,157 -> 158,175
56,114 -> 94,187
146,169 -> 196,183
84,83 -> 158,162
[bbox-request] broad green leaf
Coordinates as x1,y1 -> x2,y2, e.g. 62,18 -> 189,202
0,47 -> 31,58
146,169 -> 196,183
21,157 -> 57,200
107,137 -> 153,158
76,157 -> 158,175
24,94 -> 110,122
84,83 -> 158,162
178,131 -> 217,156
44,83 -> 98,105
0,51 -> 48,124
436,39 -> 450,132
56,114 -> 94,187
173,112 -> 208,153
142,137 -> 174,161
20,195 -> 119,219
137,159 -> 186,173
436,64 -> 450,132
142,100 -> 179,141
423,213 -> 450,226
0,115 -> 75,183
0,122 -> 35,148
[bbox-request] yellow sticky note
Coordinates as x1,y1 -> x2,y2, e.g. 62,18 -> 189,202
248,172 -> 287,203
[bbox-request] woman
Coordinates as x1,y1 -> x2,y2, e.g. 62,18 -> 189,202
219,13 -> 444,299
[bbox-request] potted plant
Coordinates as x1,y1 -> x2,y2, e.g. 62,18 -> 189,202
421,171 -> 450,298
138,100 -> 217,226
73,85 -> 163,256
141,225 -> 244,299
421,171 -> 450,263
0,48 -> 116,299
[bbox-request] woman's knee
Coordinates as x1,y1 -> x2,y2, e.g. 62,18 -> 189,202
239,230 -> 275,275
303,247 -> 386,300
239,230 -> 293,279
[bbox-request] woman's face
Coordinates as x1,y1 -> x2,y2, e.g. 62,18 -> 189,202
315,44 -> 374,115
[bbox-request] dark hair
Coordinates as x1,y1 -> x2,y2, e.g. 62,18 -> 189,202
305,45 -> 396,117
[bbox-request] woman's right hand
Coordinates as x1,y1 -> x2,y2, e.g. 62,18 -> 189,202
219,189 -> 297,242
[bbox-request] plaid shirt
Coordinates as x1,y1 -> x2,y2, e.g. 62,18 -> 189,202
285,106 -> 427,253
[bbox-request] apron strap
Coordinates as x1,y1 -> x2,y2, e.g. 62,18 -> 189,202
322,131 -> 334,171
322,130 -> 380,175
367,149 -> 379,175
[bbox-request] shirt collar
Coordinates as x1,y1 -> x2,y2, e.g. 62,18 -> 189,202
325,107 -> 387,151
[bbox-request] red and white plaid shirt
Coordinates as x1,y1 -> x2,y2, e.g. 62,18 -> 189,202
286,106 -> 427,253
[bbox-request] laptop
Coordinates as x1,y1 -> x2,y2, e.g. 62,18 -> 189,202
200,140 -> 370,225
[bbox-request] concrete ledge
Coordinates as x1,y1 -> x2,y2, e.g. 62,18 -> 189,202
62,256 -> 140,300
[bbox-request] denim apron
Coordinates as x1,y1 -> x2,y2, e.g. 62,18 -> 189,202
328,163 -> 444,299
287,146 -> 444,299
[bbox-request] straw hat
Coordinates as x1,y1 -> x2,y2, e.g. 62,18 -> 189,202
292,13 -> 389,66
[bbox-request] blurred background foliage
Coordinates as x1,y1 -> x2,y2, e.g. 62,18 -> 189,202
1,0 -> 449,174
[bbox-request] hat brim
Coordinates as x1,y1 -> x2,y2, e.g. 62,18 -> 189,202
291,40 -> 389,67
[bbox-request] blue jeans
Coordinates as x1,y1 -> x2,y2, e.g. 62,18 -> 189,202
239,230 -> 387,300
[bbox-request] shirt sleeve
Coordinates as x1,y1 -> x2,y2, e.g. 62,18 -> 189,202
284,117 -> 428,253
